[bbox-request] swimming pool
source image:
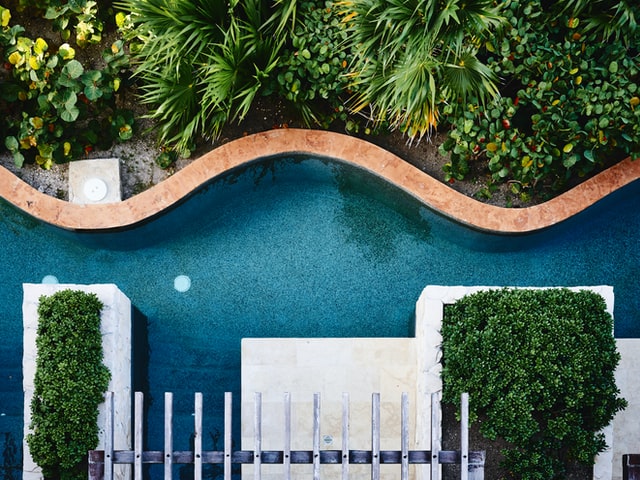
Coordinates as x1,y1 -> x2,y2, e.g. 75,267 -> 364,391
0,154 -> 638,476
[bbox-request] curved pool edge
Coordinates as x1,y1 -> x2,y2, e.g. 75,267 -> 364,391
1,128 -> 638,233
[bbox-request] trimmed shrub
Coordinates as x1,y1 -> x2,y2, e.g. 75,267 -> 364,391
27,290 -> 110,480
442,288 -> 627,479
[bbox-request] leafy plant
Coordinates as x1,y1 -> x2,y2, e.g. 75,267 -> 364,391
552,0 -> 638,44
442,288 -> 627,479
273,0 -> 351,127
44,0 -> 104,47
340,0 -> 504,140
27,290 -> 110,480
1,7 -> 134,168
440,0 -> 640,195
155,148 -> 177,169
116,0 -> 283,156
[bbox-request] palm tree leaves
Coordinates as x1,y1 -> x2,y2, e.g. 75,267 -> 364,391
553,0 -> 638,44
116,0 -> 283,154
344,0 -> 504,139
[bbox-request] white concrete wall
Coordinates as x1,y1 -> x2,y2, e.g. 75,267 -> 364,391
611,339 -> 640,480
23,283 -> 131,480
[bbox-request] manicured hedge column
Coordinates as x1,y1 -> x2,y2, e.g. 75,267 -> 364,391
442,288 -> 627,479
27,290 -> 110,480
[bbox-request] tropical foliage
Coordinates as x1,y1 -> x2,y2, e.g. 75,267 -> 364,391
340,0 -> 504,139
116,0 -> 355,156
439,0 -> 640,197
116,0 -> 285,156
442,288 -> 627,479
2,0 -> 637,200
274,0 -> 352,128
0,2 -> 133,170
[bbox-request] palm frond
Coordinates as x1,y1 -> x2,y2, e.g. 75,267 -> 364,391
263,0 -> 298,38
553,0 -> 638,44
442,48 -> 500,103
342,0 -> 502,138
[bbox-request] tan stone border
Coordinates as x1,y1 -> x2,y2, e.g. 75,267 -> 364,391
1,128 -> 638,232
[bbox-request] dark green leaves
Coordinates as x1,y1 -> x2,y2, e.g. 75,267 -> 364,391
442,288 -> 627,478
28,290 -> 110,480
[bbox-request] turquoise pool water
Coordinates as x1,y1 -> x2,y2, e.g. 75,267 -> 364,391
0,155 -> 638,476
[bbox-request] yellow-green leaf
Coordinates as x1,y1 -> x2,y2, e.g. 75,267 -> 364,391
34,37 -> 48,55
59,43 -> 75,60
0,6 -> 11,27
486,142 -> 498,152
28,55 -> 40,70
30,116 -> 44,129
569,67 -> 578,75
115,12 -> 127,28
563,143 -> 574,153
521,155 -> 532,168
8,51 -> 22,65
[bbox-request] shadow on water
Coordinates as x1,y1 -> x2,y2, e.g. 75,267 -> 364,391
132,306 -> 151,400
0,432 -> 20,480
131,306 -> 153,479
333,161 -> 432,263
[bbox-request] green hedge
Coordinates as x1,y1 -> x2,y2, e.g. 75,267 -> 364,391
27,290 -> 110,480
442,288 -> 627,479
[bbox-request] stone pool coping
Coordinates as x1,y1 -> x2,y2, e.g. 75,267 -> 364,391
1,128 -> 638,233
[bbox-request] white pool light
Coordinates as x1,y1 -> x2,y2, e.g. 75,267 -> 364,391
41,275 -> 59,284
174,275 -> 191,292
83,177 -> 108,202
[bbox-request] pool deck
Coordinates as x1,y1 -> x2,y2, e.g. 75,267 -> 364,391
1,128 -> 638,232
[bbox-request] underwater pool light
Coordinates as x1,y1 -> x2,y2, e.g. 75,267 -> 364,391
174,275 -> 191,292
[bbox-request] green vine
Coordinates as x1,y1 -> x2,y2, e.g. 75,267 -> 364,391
27,290 -> 110,480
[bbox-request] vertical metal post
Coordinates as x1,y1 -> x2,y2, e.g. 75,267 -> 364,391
254,392 -> 262,480
342,393 -> 350,480
284,392 -> 291,480
224,392 -> 232,480
313,393 -> 321,480
104,391 -> 114,480
134,392 -> 144,480
431,393 -> 440,480
401,393 -> 409,480
461,393 -> 469,480
371,393 -> 380,480
194,393 -> 203,480
164,392 -> 173,480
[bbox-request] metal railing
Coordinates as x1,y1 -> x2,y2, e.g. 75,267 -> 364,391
89,391 -> 484,480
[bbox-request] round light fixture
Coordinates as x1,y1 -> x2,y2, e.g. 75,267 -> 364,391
174,275 -> 192,292
83,177 -> 108,202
